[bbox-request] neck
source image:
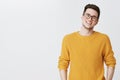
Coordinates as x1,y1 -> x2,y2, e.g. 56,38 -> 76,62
79,26 -> 94,36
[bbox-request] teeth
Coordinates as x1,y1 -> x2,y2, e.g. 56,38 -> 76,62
86,22 -> 91,25
87,23 -> 90,25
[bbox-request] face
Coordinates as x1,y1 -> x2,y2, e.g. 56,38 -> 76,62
81,8 -> 98,30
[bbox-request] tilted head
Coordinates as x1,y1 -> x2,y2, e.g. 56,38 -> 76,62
83,4 -> 100,20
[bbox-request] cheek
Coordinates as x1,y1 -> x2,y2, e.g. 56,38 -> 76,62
81,17 -> 86,23
91,22 -> 97,26
93,21 -> 98,25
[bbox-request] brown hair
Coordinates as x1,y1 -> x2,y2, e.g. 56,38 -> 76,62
83,4 -> 100,19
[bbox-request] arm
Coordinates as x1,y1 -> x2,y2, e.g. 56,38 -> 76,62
103,35 -> 116,80
59,70 -> 67,80
106,66 -> 115,80
58,36 -> 70,80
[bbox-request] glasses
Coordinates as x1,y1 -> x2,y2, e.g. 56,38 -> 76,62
84,13 -> 98,21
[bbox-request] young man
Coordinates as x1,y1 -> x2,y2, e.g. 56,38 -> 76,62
58,4 -> 116,80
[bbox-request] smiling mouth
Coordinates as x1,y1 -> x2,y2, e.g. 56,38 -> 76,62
86,21 -> 92,25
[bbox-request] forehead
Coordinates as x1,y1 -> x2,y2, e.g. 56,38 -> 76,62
85,8 -> 98,16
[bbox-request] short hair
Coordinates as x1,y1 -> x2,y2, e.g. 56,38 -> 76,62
83,4 -> 100,19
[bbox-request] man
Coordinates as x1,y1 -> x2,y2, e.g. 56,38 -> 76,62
58,4 -> 116,80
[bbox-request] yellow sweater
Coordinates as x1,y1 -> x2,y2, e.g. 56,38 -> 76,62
58,31 -> 116,80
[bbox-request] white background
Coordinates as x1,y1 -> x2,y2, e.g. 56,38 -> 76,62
0,0 -> 119,80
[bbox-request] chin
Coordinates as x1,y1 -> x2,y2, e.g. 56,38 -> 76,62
84,25 -> 93,30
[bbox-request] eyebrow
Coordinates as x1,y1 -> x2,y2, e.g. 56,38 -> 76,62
85,13 -> 98,17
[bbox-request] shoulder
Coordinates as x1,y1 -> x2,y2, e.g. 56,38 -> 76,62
95,31 -> 109,38
95,31 -> 110,41
63,31 -> 77,40
61,31 -> 78,43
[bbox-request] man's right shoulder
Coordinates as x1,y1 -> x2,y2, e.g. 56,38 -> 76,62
63,31 -> 77,40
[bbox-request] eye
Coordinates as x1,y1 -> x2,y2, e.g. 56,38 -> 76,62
85,13 -> 91,18
92,16 -> 97,20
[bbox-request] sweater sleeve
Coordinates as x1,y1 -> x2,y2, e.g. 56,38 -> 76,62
58,36 -> 70,70
103,35 -> 116,67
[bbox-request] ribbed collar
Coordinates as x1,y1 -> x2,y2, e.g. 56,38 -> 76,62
75,31 -> 97,40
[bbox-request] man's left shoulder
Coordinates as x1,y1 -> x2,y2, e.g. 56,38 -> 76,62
96,31 -> 109,37
95,31 -> 110,40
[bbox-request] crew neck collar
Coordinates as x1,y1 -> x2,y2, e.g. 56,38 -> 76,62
75,31 -> 97,39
